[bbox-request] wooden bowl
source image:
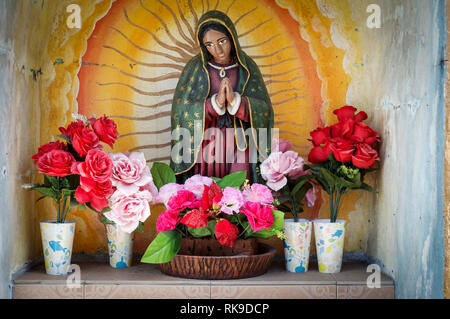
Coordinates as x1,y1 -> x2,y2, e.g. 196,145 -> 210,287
158,243 -> 276,280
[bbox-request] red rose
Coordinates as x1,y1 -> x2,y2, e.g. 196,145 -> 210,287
32,141 -> 68,164
330,139 -> 355,162
333,105 -> 368,123
89,116 -> 118,147
352,143 -> 380,168
60,120 -> 101,157
330,119 -> 355,139
167,190 -> 200,210
75,179 -> 113,212
309,127 -> 331,146
36,149 -> 75,177
214,219 -> 239,247
240,202 -> 274,232
71,149 -> 113,183
180,209 -> 211,228
350,122 -> 380,145
308,144 -> 333,163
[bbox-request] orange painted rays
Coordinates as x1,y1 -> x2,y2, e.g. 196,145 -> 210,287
77,0 -> 323,162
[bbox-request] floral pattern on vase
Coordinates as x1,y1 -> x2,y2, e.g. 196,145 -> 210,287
40,220 -> 75,275
283,219 -> 312,272
106,224 -> 134,268
314,219 -> 346,273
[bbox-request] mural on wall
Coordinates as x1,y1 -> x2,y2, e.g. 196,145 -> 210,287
41,0 -> 366,254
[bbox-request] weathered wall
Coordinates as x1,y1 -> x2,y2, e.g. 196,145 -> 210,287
360,0 -> 446,298
444,0 -> 450,300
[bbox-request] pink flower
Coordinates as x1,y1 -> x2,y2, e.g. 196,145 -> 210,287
240,202 -> 274,232
156,208 -> 182,233
184,175 -> 214,199
271,138 -> 294,153
104,190 -> 153,233
109,152 -> 155,195
260,151 -> 306,191
305,184 -> 317,207
242,183 -> 273,205
167,190 -> 199,210
156,183 -> 185,207
217,187 -> 244,215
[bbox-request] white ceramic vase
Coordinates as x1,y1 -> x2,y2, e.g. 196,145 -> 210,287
106,224 -> 134,268
314,219 -> 346,273
283,219 -> 312,272
40,220 -> 75,275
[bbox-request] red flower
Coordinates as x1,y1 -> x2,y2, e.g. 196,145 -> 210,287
308,144 -> 333,163
32,141 -> 67,164
167,190 -> 199,210
180,209 -> 211,228
330,119 -> 355,139
75,179 -> 113,212
329,139 -> 355,162
36,149 -> 75,177
89,116 -> 118,148
214,219 -> 239,247
333,105 -> 368,123
350,122 -> 380,145
352,143 -> 380,168
200,182 -> 223,210
71,149 -> 113,183
156,208 -> 182,233
309,127 -> 331,146
60,120 -> 101,157
240,202 -> 274,232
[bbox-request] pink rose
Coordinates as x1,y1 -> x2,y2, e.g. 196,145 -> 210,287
156,208 -> 182,233
89,116 -> 118,147
218,187 -> 244,215
260,151 -> 306,191
104,190 -> 153,233
184,175 -> 214,199
36,150 -> 75,177
271,138 -> 293,152
240,202 -> 274,232
156,183 -> 185,207
242,183 -> 273,205
109,152 -> 155,195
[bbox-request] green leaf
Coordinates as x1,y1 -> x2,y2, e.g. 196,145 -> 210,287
187,226 -> 211,238
136,222 -> 144,233
290,175 -> 314,198
86,203 -> 111,214
358,183 -> 376,193
32,186 -> 58,199
100,215 -> 115,225
140,230 -> 181,264
216,170 -> 247,189
320,168 -> 337,191
248,209 -> 284,239
150,162 -> 176,190
57,134 -> 71,143
211,177 -> 222,183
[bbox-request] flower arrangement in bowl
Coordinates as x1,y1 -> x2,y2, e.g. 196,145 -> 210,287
260,138 -> 317,272
140,163 -> 284,279
26,114 -> 118,275
101,152 -> 159,268
306,105 -> 381,273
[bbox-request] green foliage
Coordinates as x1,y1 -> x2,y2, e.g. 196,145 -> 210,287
216,170 -> 247,189
150,162 -> 176,190
140,230 -> 181,264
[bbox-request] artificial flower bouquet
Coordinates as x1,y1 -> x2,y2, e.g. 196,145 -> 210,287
141,164 -> 284,264
27,114 -> 119,223
260,138 -> 317,222
306,105 -> 381,222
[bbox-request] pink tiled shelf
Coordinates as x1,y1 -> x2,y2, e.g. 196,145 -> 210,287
13,261 -> 394,299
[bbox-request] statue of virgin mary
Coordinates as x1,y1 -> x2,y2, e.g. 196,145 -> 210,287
170,10 -> 274,183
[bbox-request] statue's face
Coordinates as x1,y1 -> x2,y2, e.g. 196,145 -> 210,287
202,29 -> 232,64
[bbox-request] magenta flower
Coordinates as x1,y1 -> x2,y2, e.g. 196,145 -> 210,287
156,183 -> 185,207
156,208 -> 182,233
167,190 -> 200,210
271,137 -> 294,153
218,187 -> 244,215
240,202 -> 274,232
242,183 -> 274,205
